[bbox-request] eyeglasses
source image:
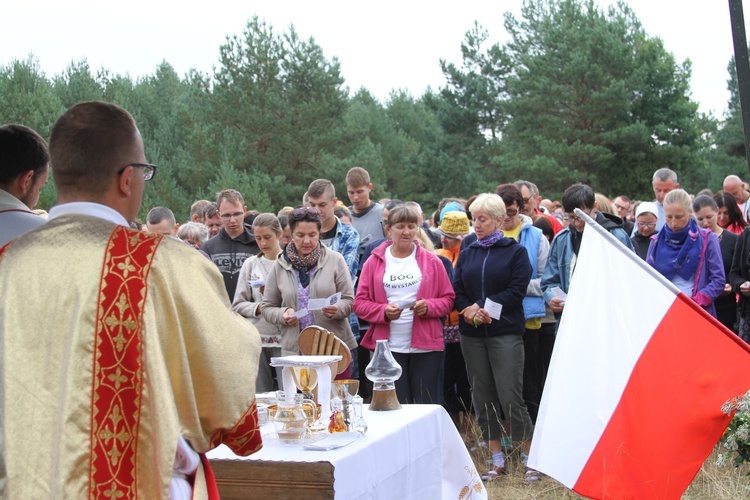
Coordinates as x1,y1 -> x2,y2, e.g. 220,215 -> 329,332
291,207 -> 320,220
505,209 -> 519,217
637,222 -> 656,229
563,209 -> 594,224
118,163 -> 157,181
614,203 -> 629,212
220,212 -> 245,220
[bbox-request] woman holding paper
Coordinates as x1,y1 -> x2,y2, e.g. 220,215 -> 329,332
261,207 -> 357,375
453,193 -> 535,481
354,205 -> 455,404
232,213 -> 285,392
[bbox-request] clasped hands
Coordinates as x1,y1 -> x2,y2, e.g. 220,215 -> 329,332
385,300 -> 428,321
460,303 -> 491,326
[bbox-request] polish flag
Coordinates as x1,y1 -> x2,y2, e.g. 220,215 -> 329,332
529,210 -> 750,499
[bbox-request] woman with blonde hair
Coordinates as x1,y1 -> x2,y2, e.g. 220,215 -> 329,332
647,189 -> 725,317
454,193 -> 535,480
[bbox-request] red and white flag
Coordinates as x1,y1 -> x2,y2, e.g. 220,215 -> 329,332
529,210 -> 750,499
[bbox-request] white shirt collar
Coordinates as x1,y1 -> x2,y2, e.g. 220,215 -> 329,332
48,202 -> 129,227
0,188 -> 31,212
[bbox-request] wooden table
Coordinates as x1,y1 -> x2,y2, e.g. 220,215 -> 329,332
207,404 -> 487,499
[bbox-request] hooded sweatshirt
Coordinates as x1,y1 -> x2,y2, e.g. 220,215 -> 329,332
202,225 -> 260,300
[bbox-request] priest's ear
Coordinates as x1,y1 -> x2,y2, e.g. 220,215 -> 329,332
118,165 -> 135,196
117,165 -> 140,198
15,169 -> 35,196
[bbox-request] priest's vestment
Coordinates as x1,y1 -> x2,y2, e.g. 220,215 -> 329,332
0,214 -> 263,498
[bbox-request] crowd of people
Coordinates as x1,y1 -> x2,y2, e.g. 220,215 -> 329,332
3,101 -> 750,494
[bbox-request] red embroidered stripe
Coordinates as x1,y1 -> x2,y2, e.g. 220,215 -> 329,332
88,227 -> 160,499
209,401 -> 263,456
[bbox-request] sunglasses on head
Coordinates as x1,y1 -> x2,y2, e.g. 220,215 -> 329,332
291,207 -> 320,220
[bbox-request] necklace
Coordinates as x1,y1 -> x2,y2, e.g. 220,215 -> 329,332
258,254 -> 276,276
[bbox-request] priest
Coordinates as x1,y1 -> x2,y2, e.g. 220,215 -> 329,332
0,101 -> 263,498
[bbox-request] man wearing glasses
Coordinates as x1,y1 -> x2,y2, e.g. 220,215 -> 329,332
0,101 -> 263,498
514,179 -> 563,236
613,195 -> 634,235
541,183 -> 634,319
202,188 -> 260,300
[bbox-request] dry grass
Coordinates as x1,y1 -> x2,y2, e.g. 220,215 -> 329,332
457,414 -> 750,499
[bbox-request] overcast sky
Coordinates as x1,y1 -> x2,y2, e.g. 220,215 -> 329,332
2,0 -> 747,118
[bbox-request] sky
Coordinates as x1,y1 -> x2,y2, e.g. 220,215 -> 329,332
2,0 -> 748,118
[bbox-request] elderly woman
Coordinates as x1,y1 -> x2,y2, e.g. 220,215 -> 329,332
630,202 -> 659,260
714,190 -> 748,235
454,193 -> 534,481
693,195 -> 737,332
233,213 -> 285,392
647,189 -> 725,317
261,207 -> 357,375
354,205 -> 455,405
177,221 -> 209,249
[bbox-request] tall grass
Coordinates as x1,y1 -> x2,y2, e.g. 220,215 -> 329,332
460,414 -> 750,499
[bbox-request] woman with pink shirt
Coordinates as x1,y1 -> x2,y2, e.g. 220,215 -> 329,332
354,205 -> 455,404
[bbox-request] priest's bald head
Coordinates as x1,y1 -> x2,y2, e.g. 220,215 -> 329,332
49,101 -> 154,223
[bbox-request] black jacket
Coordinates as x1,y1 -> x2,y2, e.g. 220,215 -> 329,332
454,236 -> 531,337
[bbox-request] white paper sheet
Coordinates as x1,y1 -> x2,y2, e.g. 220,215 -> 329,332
291,308 -> 309,318
484,298 -> 503,320
551,286 -> 568,302
308,292 -> 343,311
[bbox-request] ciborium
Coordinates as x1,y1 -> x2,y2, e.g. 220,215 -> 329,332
332,379 -> 360,430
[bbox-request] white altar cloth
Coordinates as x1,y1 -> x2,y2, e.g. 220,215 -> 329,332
208,404 -> 487,499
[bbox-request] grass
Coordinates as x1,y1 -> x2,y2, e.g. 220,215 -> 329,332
456,413 -> 750,499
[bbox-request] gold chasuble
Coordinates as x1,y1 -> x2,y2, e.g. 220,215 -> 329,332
0,215 -> 263,498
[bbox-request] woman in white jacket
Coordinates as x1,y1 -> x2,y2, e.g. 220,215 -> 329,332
233,213 -> 284,392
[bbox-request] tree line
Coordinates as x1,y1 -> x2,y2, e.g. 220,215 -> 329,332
1,0 -> 746,221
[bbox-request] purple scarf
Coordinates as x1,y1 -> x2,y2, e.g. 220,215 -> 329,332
476,231 -> 504,248
650,218 -> 702,281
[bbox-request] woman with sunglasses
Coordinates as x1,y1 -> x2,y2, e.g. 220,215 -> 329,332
261,207 -> 357,374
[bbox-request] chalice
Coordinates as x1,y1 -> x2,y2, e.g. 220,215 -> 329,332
332,379 -> 360,431
291,366 -> 318,401
291,366 -> 326,435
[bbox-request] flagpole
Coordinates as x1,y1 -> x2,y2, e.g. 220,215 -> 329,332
574,208 -> 682,296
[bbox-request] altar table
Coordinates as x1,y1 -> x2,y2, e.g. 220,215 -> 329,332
207,404 -> 487,499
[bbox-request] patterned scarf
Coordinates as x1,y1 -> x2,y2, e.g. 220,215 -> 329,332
650,218 -> 702,281
476,230 -> 504,248
284,241 -> 322,288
